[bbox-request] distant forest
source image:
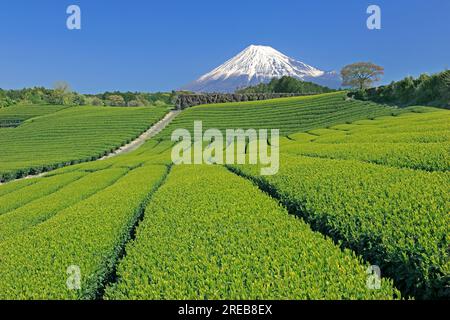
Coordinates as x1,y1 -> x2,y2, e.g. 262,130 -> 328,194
2,71 -> 448,109
350,70 -> 450,109
236,76 -> 335,94
0,84 -> 174,108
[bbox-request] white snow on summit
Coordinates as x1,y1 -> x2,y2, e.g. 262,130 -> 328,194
182,45 -> 341,92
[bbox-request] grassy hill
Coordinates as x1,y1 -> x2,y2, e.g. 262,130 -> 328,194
0,105 -> 169,182
159,92 -> 403,139
0,93 -> 448,299
229,107 -> 449,299
0,105 -> 70,127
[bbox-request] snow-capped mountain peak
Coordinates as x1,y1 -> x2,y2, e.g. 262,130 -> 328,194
199,45 -> 324,81
182,45 -> 340,92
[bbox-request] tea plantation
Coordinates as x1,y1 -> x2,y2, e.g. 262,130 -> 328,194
0,105 -> 169,182
0,93 -> 448,299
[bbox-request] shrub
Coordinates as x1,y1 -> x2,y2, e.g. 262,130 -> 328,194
106,95 -> 126,106
106,165 -> 398,300
127,100 -> 144,107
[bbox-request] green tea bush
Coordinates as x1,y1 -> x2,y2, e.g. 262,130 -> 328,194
106,165 -> 399,300
160,92 -> 403,139
230,155 -> 449,298
0,164 -> 168,299
0,105 -> 169,182
0,168 -> 128,242
0,171 -> 85,215
0,178 -> 37,197
281,108 -> 450,171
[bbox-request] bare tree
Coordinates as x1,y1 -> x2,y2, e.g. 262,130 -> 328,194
53,81 -> 72,94
341,62 -> 384,89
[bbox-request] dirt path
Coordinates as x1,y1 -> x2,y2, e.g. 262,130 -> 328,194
0,110 -> 180,185
100,110 -> 180,160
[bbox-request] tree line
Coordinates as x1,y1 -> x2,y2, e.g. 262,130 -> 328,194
0,82 -> 174,108
235,76 -> 335,94
349,70 -> 450,108
2,66 -> 448,109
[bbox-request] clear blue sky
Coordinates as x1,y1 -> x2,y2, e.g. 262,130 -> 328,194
1,0 -> 448,93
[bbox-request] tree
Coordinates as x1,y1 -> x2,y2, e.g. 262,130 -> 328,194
0,97 -> 15,108
106,95 -> 126,106
236,76 -> 333,94
52,81 -> 72,105
394,76 -> 416,104
152,100 -> 167,107
273,76 -> 299,93
53,81 -> 71,94
127,100 -> 144,107
439,70 -> 450,104
348,69 -> 448,108
341,62 -> 384,89
72,94 -> 87,106
90,97 -> 104,106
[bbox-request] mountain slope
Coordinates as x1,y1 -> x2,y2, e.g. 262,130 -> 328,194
182,45 -> 341,92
